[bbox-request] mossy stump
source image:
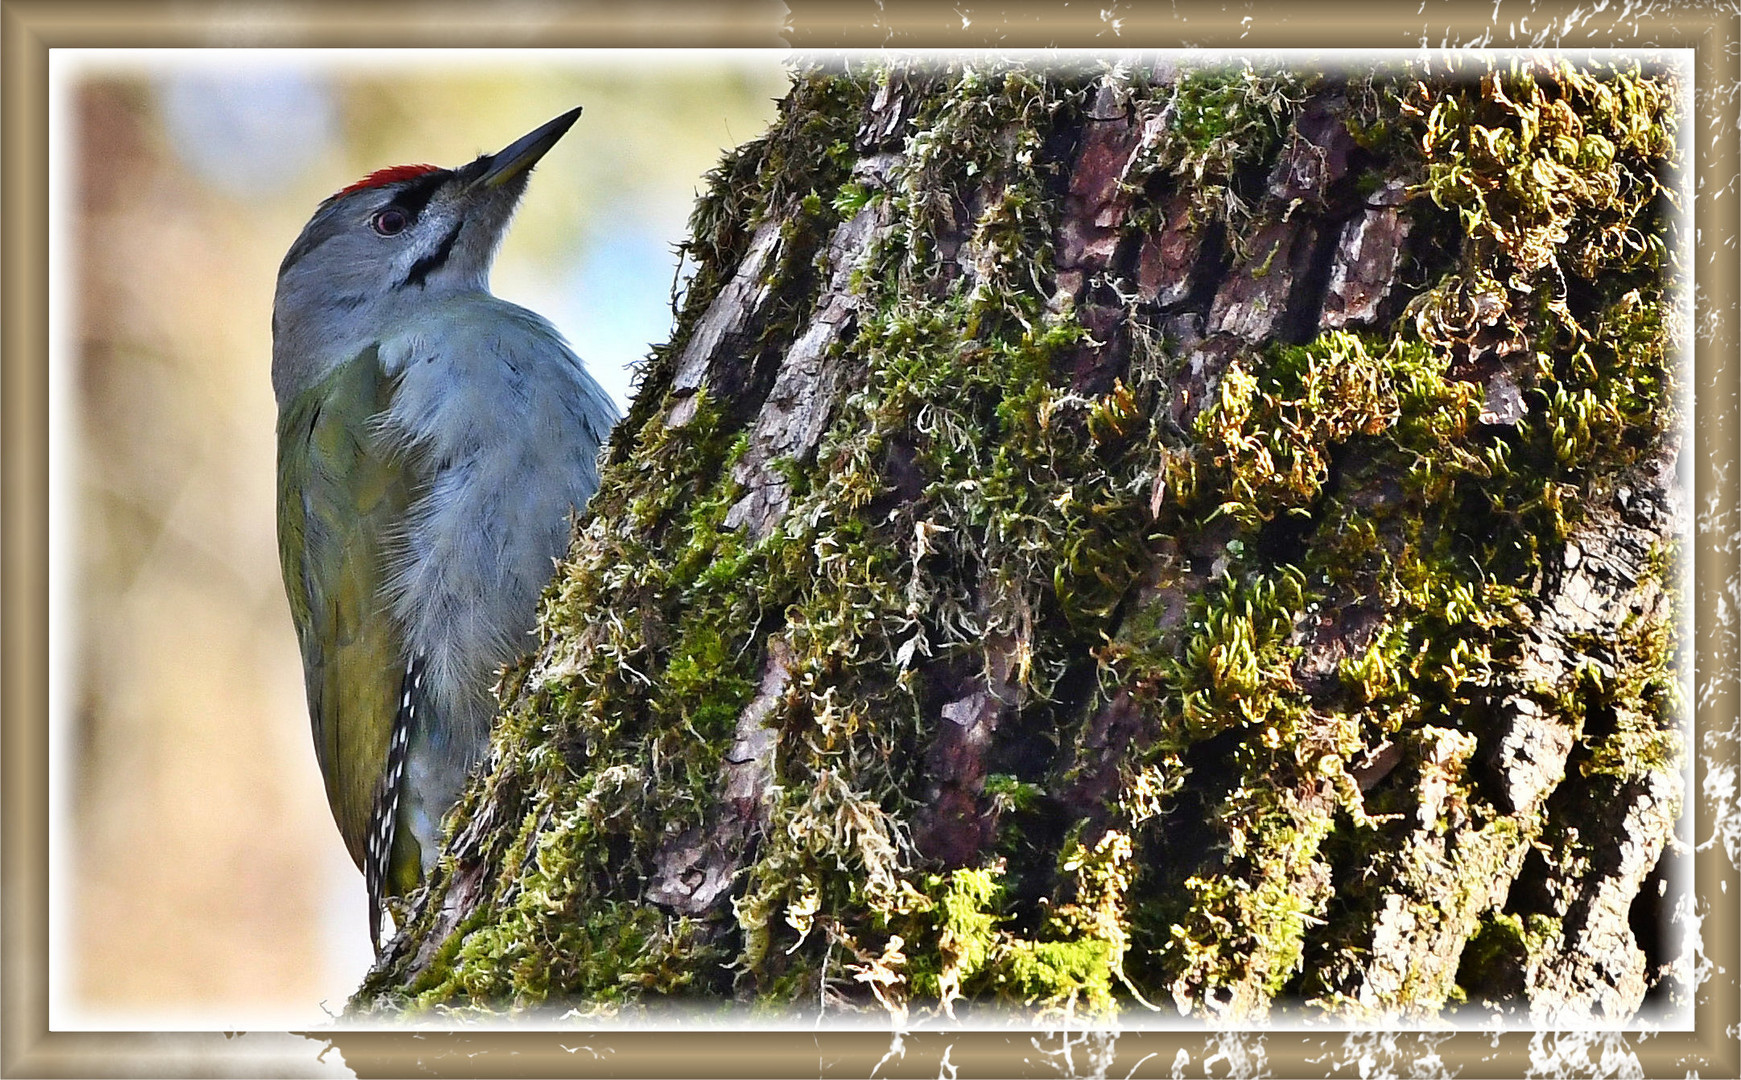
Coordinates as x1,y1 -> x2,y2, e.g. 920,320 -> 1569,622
355,56 -> 1687,1025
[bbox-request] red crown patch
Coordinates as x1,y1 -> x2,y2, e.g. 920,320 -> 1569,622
336,163 -> 441,199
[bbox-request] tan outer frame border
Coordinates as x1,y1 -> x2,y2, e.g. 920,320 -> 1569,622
3,1 -> 1734,1076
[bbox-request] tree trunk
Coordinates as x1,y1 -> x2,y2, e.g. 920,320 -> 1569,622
355,57 -> 1687,1025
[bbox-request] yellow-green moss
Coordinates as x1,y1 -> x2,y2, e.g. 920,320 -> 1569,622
359,56 -> 1684,1025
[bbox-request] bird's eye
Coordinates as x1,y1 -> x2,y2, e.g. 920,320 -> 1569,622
371,208 -> 410,236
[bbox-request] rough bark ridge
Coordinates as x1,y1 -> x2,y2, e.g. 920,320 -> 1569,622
357,58 -> 1686,1025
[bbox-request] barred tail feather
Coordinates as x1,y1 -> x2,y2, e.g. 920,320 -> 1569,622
366,655 -> 423,950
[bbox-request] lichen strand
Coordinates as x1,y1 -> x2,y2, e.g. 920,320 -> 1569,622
358,57 -> 1684,1024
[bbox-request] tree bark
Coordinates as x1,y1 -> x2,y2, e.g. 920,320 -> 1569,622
356,57 -> 1687,1025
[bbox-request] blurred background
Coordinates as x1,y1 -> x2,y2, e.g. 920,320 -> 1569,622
54,50 -> 790,1028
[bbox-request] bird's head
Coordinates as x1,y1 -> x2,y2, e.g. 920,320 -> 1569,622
272,107 -> 581,401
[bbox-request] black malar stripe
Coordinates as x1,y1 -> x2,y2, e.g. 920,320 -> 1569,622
399,224 -> 462,290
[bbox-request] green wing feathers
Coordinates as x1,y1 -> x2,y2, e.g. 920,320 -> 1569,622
277,346 -> 412,872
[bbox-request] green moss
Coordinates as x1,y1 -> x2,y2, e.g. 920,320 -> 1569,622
1412,59 -> 1675,289
874,833 -> 1141,1020
359,56 -> 1684,1026
1455,909 -> 1564,1003
1126,62 -> 1306,232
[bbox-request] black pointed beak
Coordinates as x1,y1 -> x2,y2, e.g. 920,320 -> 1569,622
477,107 -> 582,190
